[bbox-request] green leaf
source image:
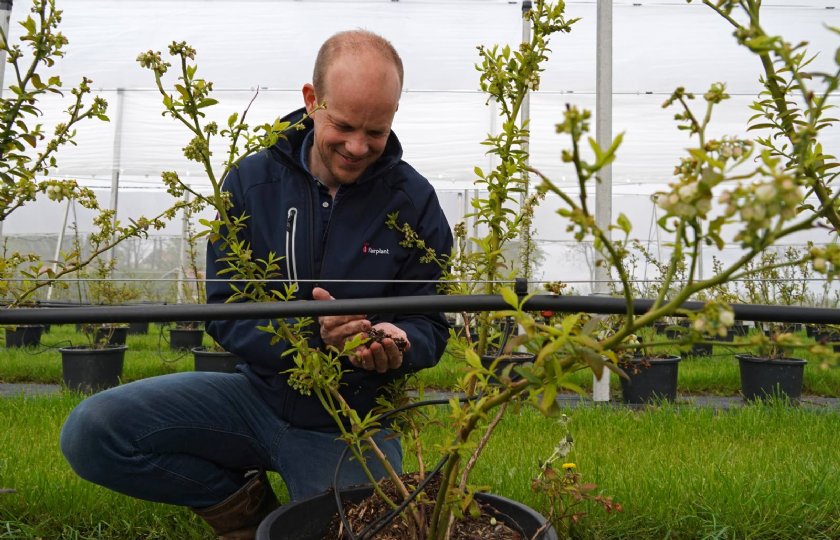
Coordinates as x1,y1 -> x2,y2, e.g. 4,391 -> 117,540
21,134 -> 36,148
464,348 -> 483,370
540,383 -> 557,413
500,286 -> 519,308
21,16 -> 36,35
196,98 -> 219,109
616,213 -> 632,235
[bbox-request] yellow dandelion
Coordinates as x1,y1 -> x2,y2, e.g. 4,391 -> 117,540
562,463 -> 576,470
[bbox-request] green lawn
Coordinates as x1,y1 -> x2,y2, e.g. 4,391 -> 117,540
1,394 -> 838,539
1,323 -> 839,538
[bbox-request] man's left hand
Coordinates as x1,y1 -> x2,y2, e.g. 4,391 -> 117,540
351,322 -> 410,374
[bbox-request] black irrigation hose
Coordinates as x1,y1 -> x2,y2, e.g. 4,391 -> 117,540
3,294 -> 840,325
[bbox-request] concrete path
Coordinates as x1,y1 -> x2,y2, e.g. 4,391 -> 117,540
0,383 -> 61,397
1,383 -> 838,410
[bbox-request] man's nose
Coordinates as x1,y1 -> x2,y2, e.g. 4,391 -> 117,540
345,135 -> 369,157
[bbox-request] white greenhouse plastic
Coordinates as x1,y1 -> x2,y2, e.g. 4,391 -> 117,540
2,0 -> 838,285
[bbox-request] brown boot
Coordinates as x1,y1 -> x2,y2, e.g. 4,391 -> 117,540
191,470 -> 280,539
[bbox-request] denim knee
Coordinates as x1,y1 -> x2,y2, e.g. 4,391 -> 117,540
60,394 -> 126,485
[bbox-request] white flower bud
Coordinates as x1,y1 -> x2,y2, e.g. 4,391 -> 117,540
756,184 -> 776,203
678,183 -> 697,201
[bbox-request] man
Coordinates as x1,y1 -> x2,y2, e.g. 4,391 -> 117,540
60,30 -> 453,539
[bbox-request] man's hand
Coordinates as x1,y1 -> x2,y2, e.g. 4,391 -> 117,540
312,287 -> 409,374
313,286 -> 371,349
353,322 -> 410,373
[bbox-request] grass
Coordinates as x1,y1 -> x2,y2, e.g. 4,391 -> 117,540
1,324 -> 839,538
1,394 -> 838,539
0,324 -> 202,385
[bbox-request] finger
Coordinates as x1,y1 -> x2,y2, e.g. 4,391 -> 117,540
368,342 -> 389,373
321,316 -> 368,336
380,339 -> 403,370
348,348 -> 364,368
322,320 -> 371,348
357,347 -> 376,371
312,287 -> 334,301
324,314 -> 369,330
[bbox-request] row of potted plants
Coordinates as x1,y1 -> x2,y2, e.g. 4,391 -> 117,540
2,321 -> 239,392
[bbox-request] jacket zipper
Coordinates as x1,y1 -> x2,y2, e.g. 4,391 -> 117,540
318,186 -> 347,281
285,207 -> 299,282
306,183 -> 317,287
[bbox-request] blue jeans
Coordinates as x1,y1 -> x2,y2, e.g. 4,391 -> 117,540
59,371 -> 402,508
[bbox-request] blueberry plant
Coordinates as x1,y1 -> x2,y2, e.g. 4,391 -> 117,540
0,0 -> 184,309
392,0 -> 840,535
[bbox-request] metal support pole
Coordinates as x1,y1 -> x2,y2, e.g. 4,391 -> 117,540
0,0 -> 13,244
108,88 -> 125,264
0,1 -> 11,91
519,0 -> 533,280
177,191 -> 191,303
46,199 -> 72,301
593,0 -> 613,402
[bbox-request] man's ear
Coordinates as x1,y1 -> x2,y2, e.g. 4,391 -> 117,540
302,83 -> 318,114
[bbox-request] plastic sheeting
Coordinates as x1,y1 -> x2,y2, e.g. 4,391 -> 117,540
2,0 -> 839,249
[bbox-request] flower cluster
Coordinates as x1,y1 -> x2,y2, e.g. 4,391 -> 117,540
719,163 -> 803,248
808,244 -> 840,279
691,301 -> 736,338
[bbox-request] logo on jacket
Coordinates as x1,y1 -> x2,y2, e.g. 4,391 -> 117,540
362,241 -> 390,255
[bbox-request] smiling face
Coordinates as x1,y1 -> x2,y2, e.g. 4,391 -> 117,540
303,50 -> 402,195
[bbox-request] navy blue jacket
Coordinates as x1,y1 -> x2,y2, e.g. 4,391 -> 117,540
205,108 -> 453,430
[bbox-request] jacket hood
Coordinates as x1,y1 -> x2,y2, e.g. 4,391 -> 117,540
271,107 -> 404,185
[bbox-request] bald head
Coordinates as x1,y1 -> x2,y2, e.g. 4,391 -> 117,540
312,30 -> 404,97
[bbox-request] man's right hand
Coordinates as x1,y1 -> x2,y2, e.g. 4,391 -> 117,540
312,287 -> 407,373
312,287 -> 371,351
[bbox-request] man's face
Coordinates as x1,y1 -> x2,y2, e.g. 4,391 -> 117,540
303,52 -> 401,192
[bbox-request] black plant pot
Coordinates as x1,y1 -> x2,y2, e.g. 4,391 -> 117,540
737,354 -> 806,402
663,322 -> 692,341
192,346 -> 241,373
127,321 -> 150,335
170,328 -> 204,351
761,322 -> 803,337
619,356 -> 681,404
713,323 -> 748,342
481,352 -> 535,383
688,342 -> 713,356
809,327 -> 840,344
805,324 -> 828,339
256,485 -> 556,540
5,325 -> 45,348
93,326 -> 129,346
60,345 -> 127,393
